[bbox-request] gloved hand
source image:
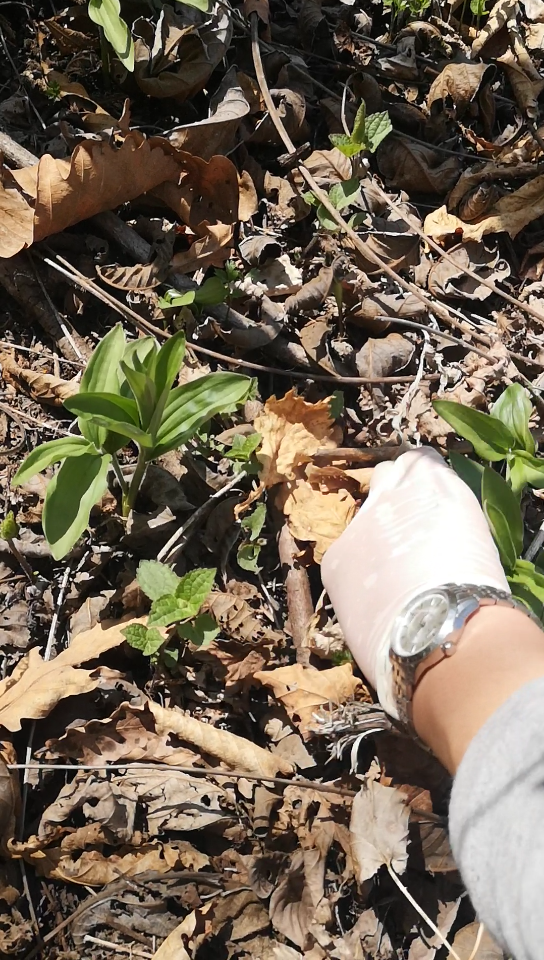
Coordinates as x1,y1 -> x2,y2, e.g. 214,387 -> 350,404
321,448 -> 509,717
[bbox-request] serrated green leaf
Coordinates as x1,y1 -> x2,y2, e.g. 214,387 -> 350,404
177,613 -> 219,648
449,451 -> 484,503
122,623 -> 165,656
175,567 -> 216,609
43,452 -> 111,560
88,0 -> 134,71
316,203 -> 340,232
12,436 -> 95,486
237,541 -> 262,573
328,177 -> 361,211
328,134 -> 363,158
0,511 -> 18,540
153,373 -> 252,457
137,560 -> 181,601
148,595 -> 185,629
241,502 -> 266,541
491,384 -> 534,454
433,400 -> 515,461
364,111 -> 393,153
482,465 -> 523,571
302,190 -> 319,207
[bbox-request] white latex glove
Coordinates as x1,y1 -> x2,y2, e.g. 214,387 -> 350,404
321,448 -> 509,718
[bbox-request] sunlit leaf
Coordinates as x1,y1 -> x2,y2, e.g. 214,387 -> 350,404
492,384 -> 534,454
12,436 -> 95,486
137,560 -> 181,601
88,0 -> 135,71
43,452 -> 111,560
433,400 -> 515,461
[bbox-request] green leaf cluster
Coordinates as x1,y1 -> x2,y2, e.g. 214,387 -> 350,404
435,385 -> 544,617
304,178 -> 366,233
329,102 -> 392,159
13,325 -> 253,560
158,264 -> 244,315
237,502 -> 266,573
88,0 -> 134,71
122,560 -> 218,657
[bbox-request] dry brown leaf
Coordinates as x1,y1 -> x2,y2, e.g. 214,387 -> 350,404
425,173 -> 544,241
427,62 -> 494,117
204,582 -> 282,644
168,67 -> 250,159
427,241 -> 510,301
269,848 -> 328,947
170,223 -> 234,273
293,148 -> 352,188
255,389 -> 341,487
350,780 -> 409,883
0,168 -> 34,258
13,838 -> 203,886
448,923 -> 504,960
10,133 -> 181,246
285,266 -> 333,315
153,890 -> 269,960
254,663 -> 361,737
497,50 -> 544,117
97,228 -> 175,291
0,617 -> 145,732
0,352 -> 78,406
148,701 -> 294,776
356,333 -> 414,379
0,759 -> 17,850
154,153 -> 239,230
377,137 -> 462,195
353,215 -> 421,275
281,477 -> 357,562
408,900 -> 461,960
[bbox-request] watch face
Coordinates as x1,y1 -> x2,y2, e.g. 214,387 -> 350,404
391,591 -> 450,658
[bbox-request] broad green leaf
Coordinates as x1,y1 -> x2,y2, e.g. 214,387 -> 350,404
225,432 -> 262,462
120,362 -> 156,431
88,0 -> 134,71
491,384 -> 534,454
78,324 -> 126,448
65,393 -> 152,446
302,190 -> 318,207
507,451 -> 544,494
175,567 -> 216,611
352,101 -> 367,144
449,451 -> 484,503
159,290 -> 195,309
176,0 -> 210,10
508,558 -> 544,620
153,331 -> 186,401
316,203 -> 340,232
328,134 -> 362,157
137,560 -> 181,601
482,465 -> 523,570
122,623 -> 165,656
148,595 -> 185,628
433,400 -> 515,461
195,276 -> 228,307
152,373 -> 252,457
12,436 -> 94,486
119,338 -> 157,391
0,511 -> 18,540
241,502 -> 266,541
328,177 -> 361,211
237,541 -> 262,573
364,111 -> 393,153
177,613 -> 219,648
43,452 -> 111,560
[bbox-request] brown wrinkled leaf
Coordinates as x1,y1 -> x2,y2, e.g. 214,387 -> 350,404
448,923 -> 504,960
10,133 -> 181,247
148,701 -> 294,776
254,663 -> 361,737
153,890 -> 269,960
170,223 -> 234,273
255,389 -> 341,487
269,848 -> 327,947
353,215 -> 421,275
427,63 -> 494,117
0,352 -> 78,406
281,476 -> 357,563
168,68 -> 250,160
377,136 -> 462,195
350,780 -> 409,883
204,583 -> 282,644
356,333 -> 414,379
0,167 -> 34,258
408,900 -> 461,960
428,241 -> 510,301
425,173 -> 544,241
497,50 -> 544,118
97,228 -> 175,291
0,618 -> 145,732
285,265 -> 333,315
154,153 -> 239,230
293,147 -> 352,188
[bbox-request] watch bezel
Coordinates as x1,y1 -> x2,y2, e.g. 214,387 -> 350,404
389,587 -> 480,666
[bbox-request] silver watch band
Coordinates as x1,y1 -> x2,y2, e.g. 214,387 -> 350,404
391,583 -> 539,728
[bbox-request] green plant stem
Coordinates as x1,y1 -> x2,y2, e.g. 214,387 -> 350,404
98,26 -> 111,88
124,447 -> 147,516
111,453 -> 129,500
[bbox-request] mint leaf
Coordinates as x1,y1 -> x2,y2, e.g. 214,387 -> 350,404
148,594 -> 185,628
137,560 -> 181,601
178,613 -> 220,648
122,623 -> 164,656
237,541 -> 262,573
364,111 -> 392,153
225,432 -> 262,462
175,568 -> 216,611
241,503 -> 266,541
328,178 -> 361,211
329,134 -> 363,157
352,101 -> 367,145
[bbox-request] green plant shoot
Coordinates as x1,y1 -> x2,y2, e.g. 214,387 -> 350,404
329,101 -> 392,159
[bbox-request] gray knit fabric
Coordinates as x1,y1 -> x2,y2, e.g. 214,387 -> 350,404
449,676 -> 544,960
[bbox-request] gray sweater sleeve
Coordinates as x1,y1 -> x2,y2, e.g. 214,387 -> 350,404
449,676 -> 544,960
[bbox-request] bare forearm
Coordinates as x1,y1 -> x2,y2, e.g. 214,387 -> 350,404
412,605 -> 544,773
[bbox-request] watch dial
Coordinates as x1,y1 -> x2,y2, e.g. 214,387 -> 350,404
395,592 -> 449,656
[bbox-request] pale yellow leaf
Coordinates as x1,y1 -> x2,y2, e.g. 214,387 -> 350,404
282,477 -> 357,562
254,663 -> 361,738
254,389 -> 340,487
350,780 -> 409,883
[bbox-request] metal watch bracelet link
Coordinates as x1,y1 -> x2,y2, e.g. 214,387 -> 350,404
390,583 -> 540,729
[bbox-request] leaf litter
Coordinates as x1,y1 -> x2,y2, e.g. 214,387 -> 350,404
0,0 -> 538,953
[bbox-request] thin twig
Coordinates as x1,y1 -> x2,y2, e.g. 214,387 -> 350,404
387,864 -> 461,960
157,470 -> 247,564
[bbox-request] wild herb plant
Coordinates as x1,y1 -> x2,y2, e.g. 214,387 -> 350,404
13,325 -> 252,560
434,384 -> 544,618
329,102 -> 392,159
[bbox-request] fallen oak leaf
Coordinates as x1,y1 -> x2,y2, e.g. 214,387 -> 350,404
167,66 -> 250,160
254,663 -> 362,738
280,476 -> 357,563
254,389 -> 341,487
0,166 -> 34,258
148,701 -> 294,776
0,618 -> 146,732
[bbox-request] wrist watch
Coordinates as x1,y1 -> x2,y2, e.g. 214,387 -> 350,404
389,583 -> 540,727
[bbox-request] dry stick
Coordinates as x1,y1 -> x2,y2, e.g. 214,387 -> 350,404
249,16 -> 538,360
43,255 -> 441,386
277,516 -> 314,666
